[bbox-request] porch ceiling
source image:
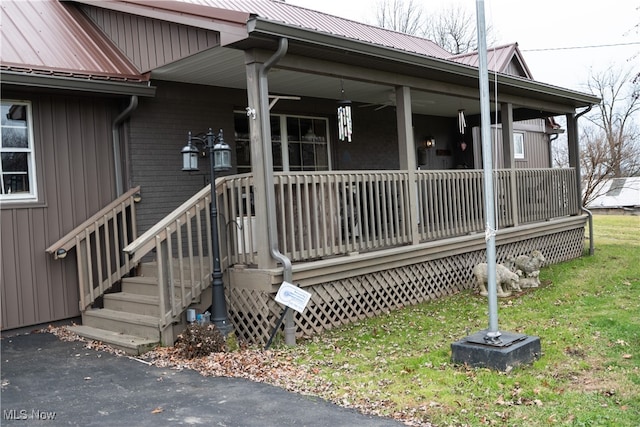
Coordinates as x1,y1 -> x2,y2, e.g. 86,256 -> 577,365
151,47 -> 486,118
151,33 -> 597,120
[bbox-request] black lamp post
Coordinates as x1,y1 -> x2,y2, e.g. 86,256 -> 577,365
181,128 -> 232,335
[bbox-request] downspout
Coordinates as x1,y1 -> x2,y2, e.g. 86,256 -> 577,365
574,105 -> 594,255
112,96 -> 138,195
258,38 -> 296,345
548,133 -> 559,167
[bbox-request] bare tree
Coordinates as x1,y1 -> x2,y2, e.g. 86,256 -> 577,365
374,1 -> 494,55
424,3 -> 480,54
375,0 -> 425,35
580,67 -> 640,205
551,135 -> 569,169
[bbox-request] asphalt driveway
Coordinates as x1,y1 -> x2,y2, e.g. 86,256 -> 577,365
1,332 -> 404,426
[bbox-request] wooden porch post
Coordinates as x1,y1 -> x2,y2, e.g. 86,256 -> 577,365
501,102 -> 519,226
245,51 -> 276,269
395,86 -> 420,244
501,103 -> 514,168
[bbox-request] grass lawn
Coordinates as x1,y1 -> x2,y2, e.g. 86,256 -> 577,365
284,215 -> 640,426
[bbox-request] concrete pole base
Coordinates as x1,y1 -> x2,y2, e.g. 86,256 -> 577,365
451,330 -> 541,371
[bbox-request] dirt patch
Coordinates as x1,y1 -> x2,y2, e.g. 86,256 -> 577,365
569,370 -> 624,394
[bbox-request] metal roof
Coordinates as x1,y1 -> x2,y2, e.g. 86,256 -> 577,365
183,0 -> 451,58
1,0 -> 598,111
0,0 -> 145,82
588,177 -> 640,209
448,43 -> 533,78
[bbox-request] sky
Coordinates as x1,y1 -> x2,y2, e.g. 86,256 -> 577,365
285,0 -> 640,93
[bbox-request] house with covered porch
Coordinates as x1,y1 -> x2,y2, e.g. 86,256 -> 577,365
1,0 -> 598,353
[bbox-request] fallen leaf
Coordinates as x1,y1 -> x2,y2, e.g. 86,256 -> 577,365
151,407 -> 163,414
622,354 -> 632,359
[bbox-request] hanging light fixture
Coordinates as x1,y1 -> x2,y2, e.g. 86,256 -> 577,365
337,80 -> 353,142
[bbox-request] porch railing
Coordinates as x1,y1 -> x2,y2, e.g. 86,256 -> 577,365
221,168 -> 579,266
106,167 -> 578,325
46,186 -> 141,311
123,183 -> 224,328
515,168 -> 578,223
415,168 -> 578,240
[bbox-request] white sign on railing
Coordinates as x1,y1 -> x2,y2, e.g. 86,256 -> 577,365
275,281 -> 312,313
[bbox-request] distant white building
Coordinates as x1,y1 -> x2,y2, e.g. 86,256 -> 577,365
586,177 -> 640,215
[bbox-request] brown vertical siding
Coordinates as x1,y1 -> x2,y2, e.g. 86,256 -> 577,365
80,5 -> 220,73
1,91 -> 119,330
505,61 -> 526,78
515,130 -> 549,169
488,119 -> 550,169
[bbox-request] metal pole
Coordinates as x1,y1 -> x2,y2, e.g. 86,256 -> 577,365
208,129 -> 232,335
476,0 -> 500,338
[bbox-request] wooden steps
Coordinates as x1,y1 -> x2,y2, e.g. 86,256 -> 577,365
70,261 -> 210,355
67,325 -> 158,355
121,276 -> 159,296
103,292 -> 160,317
82,308 -> 160,340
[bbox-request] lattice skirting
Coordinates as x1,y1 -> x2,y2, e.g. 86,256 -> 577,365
228,226 -> 585,346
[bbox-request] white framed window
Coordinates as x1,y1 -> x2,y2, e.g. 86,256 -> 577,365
285,115 -> 330,172
234,112 -> 331,173
513,132 -> 525,160
1,100 -> 37,201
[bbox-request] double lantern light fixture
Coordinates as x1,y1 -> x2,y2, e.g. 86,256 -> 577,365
181,128 -> 231,172
180,128 -> 232,335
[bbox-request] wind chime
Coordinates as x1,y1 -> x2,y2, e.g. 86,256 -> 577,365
458,109 -> 466,134
337,81 -> 352,142
458,109 -> 467,151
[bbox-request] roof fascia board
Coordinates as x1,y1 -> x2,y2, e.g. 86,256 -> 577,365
247,18 -> 599,108
494,74 -> 599,107
0,71 -> 156,97
247,18 -> 475,78
66,0 -> 250,45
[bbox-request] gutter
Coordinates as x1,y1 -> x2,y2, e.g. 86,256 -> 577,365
257,38 -> 296,345
0,70 -> 156,97
574,105 -> 595,256
246,18 -> 600,109
112,96 -> 138,195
